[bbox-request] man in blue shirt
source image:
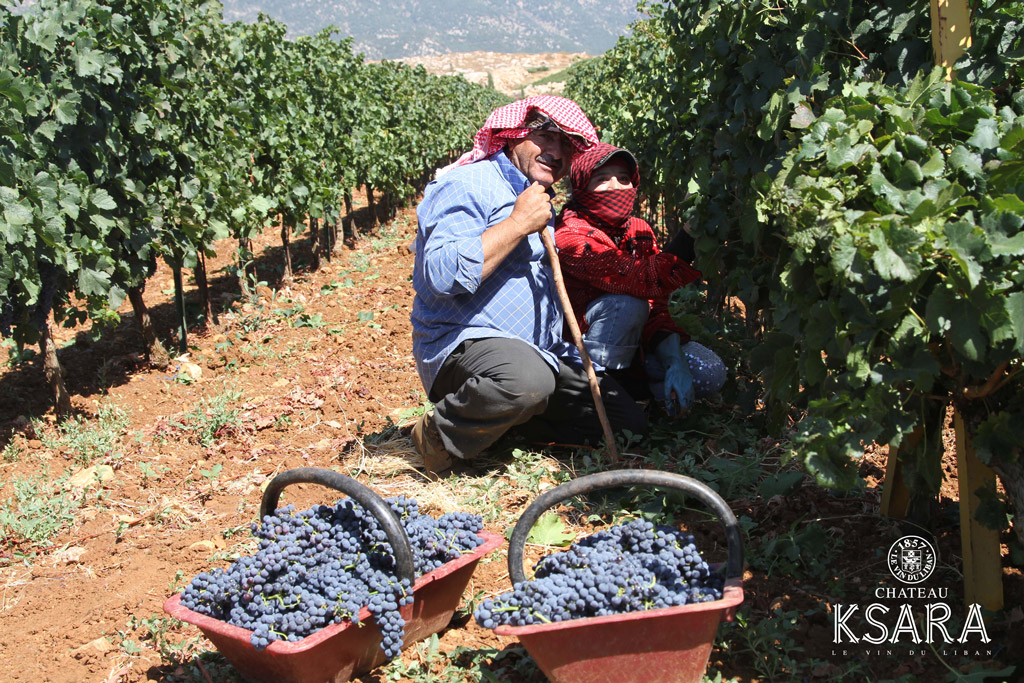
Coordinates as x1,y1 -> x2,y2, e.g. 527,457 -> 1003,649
410,96 -> 648,475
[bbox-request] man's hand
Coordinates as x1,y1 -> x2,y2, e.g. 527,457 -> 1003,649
480,182 -> 554,280
507,182 -> 554,237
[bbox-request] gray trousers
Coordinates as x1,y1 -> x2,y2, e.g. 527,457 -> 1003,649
428,337 -> 648,460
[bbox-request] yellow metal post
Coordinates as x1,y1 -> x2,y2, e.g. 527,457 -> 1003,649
954,409 -> 1004,612
930,0 -> 973,78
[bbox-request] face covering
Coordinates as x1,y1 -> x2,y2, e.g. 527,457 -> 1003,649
571,186 -> 638,229
566,143 -> 640,230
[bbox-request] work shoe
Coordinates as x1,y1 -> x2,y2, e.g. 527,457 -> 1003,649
410,410 -> 453,476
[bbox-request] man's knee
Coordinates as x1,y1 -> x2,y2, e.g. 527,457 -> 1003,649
499,364 -> 557,415
450,338 -> 558,417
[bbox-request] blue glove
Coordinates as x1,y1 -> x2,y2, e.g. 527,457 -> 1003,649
655,334 -> 694,415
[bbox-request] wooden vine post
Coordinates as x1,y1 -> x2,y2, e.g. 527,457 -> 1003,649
952,410 -> 1003,611
930,0 -> 972,78
882,0 -> 1003,613
172,264 -> 188,355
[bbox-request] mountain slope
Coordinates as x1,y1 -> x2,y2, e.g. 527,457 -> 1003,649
220,0 -> 641,59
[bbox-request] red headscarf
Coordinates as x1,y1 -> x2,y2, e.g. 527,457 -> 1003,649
563,142 -> 640,230
436,95 -> 599,177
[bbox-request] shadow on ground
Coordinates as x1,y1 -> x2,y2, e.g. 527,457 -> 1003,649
0,199 -> 401,433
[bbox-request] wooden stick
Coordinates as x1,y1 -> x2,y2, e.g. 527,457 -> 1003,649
540,229 -> 619,463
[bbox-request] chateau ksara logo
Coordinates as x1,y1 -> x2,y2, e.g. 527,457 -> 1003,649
832,534 -> 991,657
887,535 -> 936,584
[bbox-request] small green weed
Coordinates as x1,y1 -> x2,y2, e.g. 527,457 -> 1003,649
200,463 -> 223,481
385,638 -> 541,683
2,439 -> 22,463
119,613 -> 227,680
221,523 -> 248,539
41,403 -> 129,466
321,277 -> 355,293
165,654 -> 246,683
0,470 -> 84,550
293,312 -> 325,328
504,448 -> 570,491
453,475 -> 505,524
748,518 -> 839,583
137,461 -> 166,483
273,303 -> 305,320
448,644 -> 541,681
454,589 -> 486,622
396,395 -> 431,422
236,310 -> 272,333
357,310 -> 381,328
383,633 -> 452,682
175,388 -> 243,447
720,607 -> 804,680
348,253 -> 372,273
239,339 -> 282,360
703,453 -> 762,500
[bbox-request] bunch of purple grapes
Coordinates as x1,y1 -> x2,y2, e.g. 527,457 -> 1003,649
475,519 -> 724,628
180,496 -> 483,656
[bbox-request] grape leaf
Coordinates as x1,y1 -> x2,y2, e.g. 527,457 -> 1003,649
77,268 -> 111,297
1008,292 -> 1024,354
527,514 -> 576,548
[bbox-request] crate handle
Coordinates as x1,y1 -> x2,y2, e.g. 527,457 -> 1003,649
508,469 -> 743,585
259,467 -> 416,585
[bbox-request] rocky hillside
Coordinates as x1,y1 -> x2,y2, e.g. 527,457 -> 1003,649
220,0 -> 641,59
398,51 -> 590,98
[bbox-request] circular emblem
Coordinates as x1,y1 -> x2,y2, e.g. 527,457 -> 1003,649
887,535 -> 936,584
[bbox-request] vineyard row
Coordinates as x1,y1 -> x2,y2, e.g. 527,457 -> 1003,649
0,0 -> 508,417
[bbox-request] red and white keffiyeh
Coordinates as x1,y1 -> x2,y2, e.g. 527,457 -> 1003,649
436,95 -> 599,177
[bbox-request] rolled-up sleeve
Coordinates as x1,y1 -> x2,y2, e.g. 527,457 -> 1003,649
417,180 -> 491,297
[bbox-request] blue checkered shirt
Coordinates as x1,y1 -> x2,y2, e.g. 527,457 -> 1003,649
411,152 -> 580,393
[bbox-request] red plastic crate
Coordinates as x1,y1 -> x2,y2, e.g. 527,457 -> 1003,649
494,470 -> 746,683
494,576 -> 743,683
164,530 -> 503,683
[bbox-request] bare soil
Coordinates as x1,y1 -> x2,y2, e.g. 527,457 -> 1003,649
0,194 -> 1020,683
397,52 -> 589,98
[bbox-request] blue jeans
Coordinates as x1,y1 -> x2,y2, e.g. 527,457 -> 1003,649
582,293 -> 649,370
584,293 -> 726,398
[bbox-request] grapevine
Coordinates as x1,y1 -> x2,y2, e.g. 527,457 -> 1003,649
0,0 -> 506,413
564,0 -> 1024,545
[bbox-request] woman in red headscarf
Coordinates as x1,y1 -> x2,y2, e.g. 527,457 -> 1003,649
555,142 -> 725,414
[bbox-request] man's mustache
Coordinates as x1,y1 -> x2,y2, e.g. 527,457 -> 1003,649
537,154 -> 562,166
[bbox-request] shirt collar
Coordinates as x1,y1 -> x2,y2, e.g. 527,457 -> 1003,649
491,150 -> 530,194
491,150 -> 557,198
